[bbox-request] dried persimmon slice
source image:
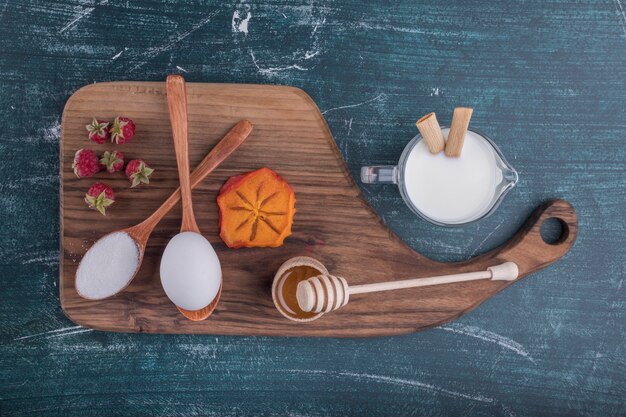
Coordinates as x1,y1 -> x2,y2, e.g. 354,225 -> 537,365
217,167 -> 295,248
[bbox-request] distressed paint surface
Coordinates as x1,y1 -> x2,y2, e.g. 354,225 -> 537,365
0,0 -> 624,415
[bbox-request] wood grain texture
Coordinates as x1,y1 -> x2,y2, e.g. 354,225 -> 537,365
60,81 -> 577,337
1,0 -> 625,415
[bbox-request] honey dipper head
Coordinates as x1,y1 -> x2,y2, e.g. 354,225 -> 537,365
272,256 -> 328,322
296,274 -> 349,313
295,280 -> 316,312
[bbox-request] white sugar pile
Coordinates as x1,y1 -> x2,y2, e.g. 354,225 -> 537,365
76,232 -> 140,299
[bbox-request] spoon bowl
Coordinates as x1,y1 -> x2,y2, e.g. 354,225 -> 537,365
160,231 -> 221,311
75,230 -> 142,300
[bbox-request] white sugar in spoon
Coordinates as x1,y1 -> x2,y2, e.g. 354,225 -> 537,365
74,119 -> 253,301
159,75 -> 221,321
296,262 -> 519,316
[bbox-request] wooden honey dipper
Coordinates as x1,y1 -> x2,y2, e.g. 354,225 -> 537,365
296,262 -> 519,314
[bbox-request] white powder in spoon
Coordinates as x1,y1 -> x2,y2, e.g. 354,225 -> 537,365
75,231 -> 140,300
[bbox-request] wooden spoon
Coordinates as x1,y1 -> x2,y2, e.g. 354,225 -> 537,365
74,119 -> 253,301
161,74 -> 223,321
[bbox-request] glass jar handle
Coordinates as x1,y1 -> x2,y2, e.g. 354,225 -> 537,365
360,165 -> 398,184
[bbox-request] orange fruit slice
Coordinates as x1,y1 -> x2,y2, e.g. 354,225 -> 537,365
217,167 -> 295,248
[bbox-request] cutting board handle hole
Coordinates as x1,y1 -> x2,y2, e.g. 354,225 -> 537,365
540,217 -> 569,245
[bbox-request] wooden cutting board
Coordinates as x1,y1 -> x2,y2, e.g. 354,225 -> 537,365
60,82 -> 578,337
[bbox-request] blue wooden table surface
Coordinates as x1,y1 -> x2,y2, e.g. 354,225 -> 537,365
1,1 -> 624,415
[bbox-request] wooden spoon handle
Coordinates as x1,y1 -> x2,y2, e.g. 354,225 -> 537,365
187,121 -> 253,189
134,120 -> 253,237
166,75 -> 197,232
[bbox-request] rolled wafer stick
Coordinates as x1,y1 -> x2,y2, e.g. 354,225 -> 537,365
445,107 -> 473,157
415,112 -> 445,154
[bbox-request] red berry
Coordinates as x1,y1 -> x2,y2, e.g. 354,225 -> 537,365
85,182 -> 115,216
110,116 -> 135,144
99,150 -> 125,174
125,159 -> 154,188
85,118 -> 110,144
72,149 -> 100,178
